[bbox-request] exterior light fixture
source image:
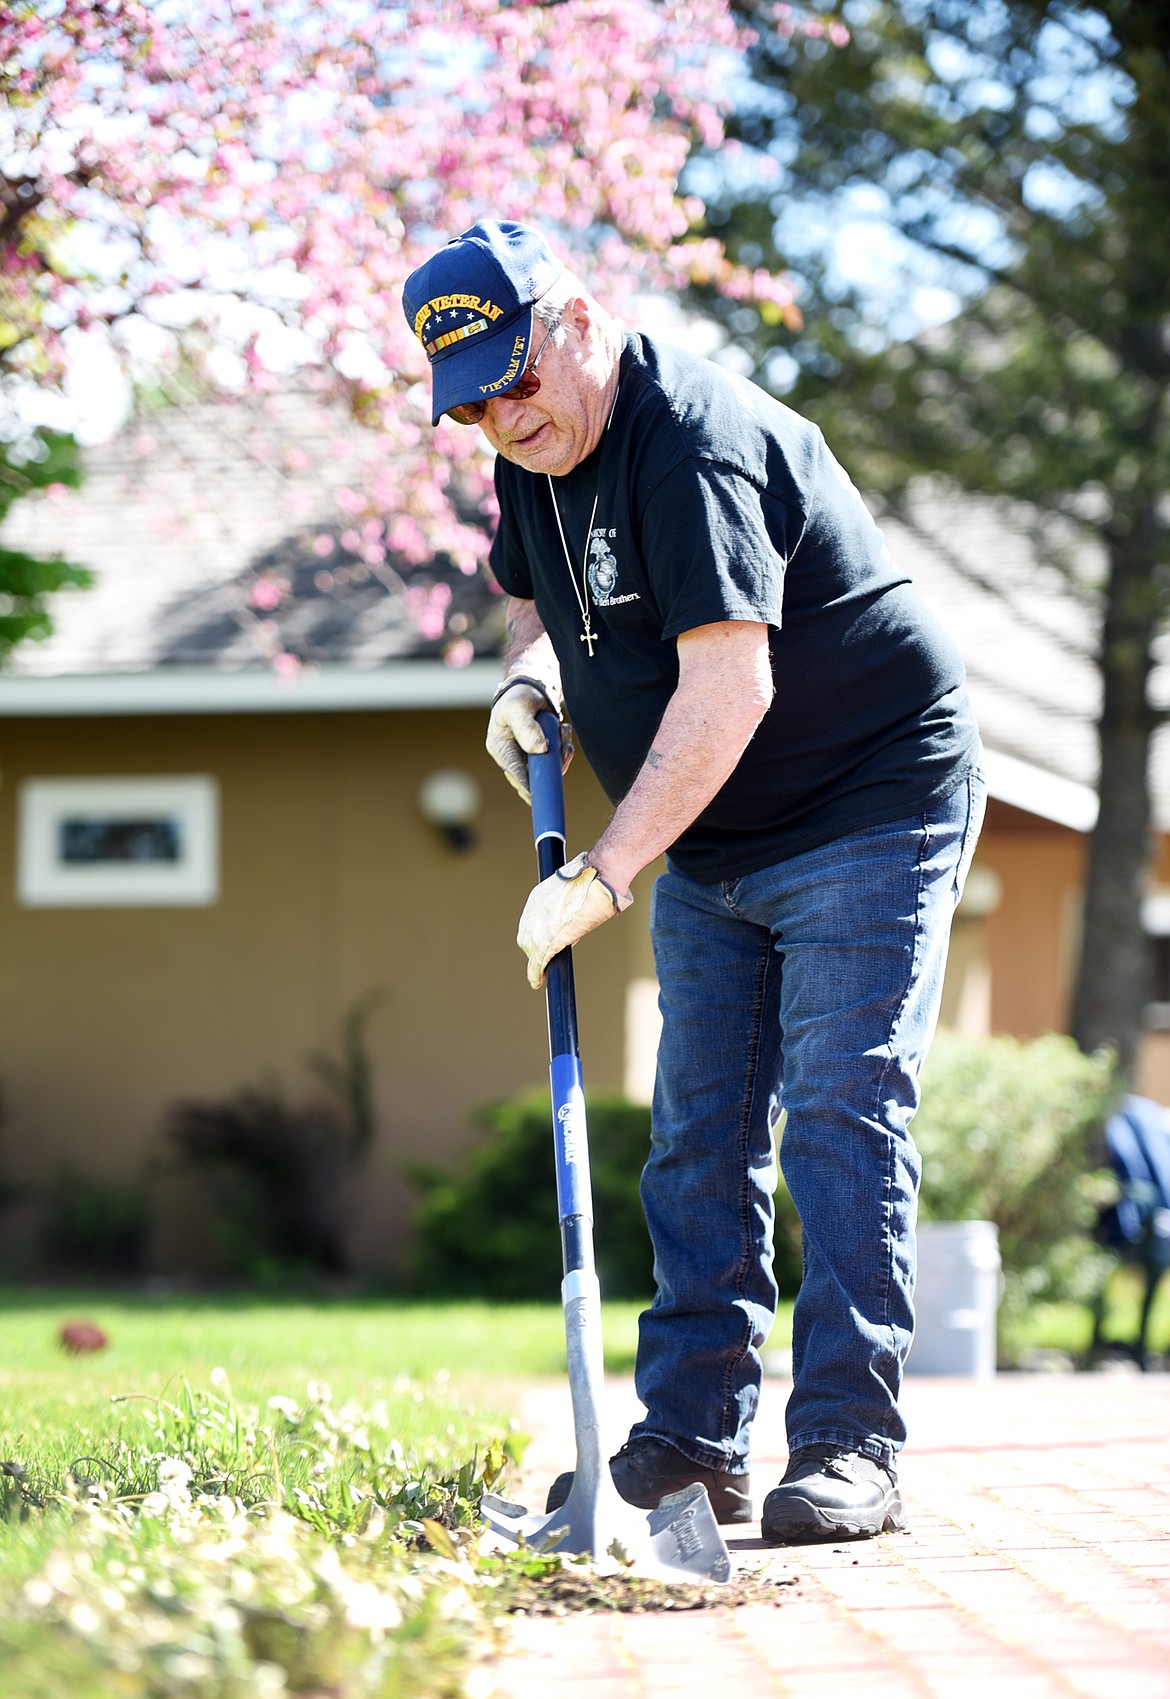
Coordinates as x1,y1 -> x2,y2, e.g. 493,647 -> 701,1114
417,768 -> 482,851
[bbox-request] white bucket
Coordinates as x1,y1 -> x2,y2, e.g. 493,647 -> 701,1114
905,1219 -> 1001,1378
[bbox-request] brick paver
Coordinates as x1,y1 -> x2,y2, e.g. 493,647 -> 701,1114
488,1370 -> 1170,1699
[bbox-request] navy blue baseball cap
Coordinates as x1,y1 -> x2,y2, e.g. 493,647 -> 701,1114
402,221 -> 564,424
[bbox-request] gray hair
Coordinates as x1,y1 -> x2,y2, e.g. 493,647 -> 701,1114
534,272 -> 579,333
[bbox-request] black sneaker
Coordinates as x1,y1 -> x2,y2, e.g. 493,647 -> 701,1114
544,1435 -> 752,1526
761,1445 -> 904,1544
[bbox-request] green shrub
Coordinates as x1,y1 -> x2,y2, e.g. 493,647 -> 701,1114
414,1035 -> 1116,1345
770,1143 -> 804,1298
40,1168 -> 149,1275
410,1090 -> 804,1302
162,993 -> 384,1282
912,1031 -> 1121,1345
410,1091 -> 652,1301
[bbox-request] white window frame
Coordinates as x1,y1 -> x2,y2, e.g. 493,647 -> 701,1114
17,776 -> 220,908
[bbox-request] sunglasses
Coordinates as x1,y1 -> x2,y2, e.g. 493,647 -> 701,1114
446,318 -> 557,426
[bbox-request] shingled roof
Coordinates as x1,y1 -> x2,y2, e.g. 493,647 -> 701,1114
0,388 -> 503,680
2,389 -> 1166,829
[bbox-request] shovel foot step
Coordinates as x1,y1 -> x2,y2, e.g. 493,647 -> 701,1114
480,1480 -> 731,1585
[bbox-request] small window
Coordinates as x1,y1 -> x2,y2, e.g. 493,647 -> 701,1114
1144,891 -> 1170,1031
17,777 -> 219,907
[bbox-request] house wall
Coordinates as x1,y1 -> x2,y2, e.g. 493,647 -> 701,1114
4,720 -> 1164,1282
0,707 -> 645,1279
936,803 -> 1085,1044
939,800 -> 1170,1102
971,804 -> 1087,1039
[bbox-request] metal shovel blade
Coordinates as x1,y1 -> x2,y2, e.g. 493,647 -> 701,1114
480,1474 -> 732,1586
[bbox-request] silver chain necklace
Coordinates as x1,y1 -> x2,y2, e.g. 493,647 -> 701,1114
546,384 -> 620,659
548,477 -> 602,656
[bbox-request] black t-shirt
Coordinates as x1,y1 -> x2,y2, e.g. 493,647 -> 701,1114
490,333 -> 980,881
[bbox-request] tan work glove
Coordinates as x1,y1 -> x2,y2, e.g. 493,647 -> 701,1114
486,676 -> 572,804
517,852 -> 633,989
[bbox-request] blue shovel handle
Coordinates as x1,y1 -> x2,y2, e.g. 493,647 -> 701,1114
528,710 -> 594,1273
529,709 -> 567,868
528,710 -> 575,1053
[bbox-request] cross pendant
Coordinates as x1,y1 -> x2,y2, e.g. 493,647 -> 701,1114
580,625 -> 598,656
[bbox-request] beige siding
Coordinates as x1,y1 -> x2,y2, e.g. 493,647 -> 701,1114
0,709 -> 643,1276
977,825 -> 1086,1038
5,722 -> 1167,1280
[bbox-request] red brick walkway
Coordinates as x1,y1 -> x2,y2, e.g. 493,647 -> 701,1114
490,1370 -> 1170,1699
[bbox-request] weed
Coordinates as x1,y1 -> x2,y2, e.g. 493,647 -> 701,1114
0,1376 -> 512,1698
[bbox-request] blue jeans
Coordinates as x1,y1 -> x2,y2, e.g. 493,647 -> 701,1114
630,770 -> 986,1474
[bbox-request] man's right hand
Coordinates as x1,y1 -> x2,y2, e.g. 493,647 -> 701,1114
486,679 -> 572,804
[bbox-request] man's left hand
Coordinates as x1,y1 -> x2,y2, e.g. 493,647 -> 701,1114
517,852 -> 633,989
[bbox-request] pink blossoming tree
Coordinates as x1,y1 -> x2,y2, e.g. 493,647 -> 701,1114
2,0 -> 803,663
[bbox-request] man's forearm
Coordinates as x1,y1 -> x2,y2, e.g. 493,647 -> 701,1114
588,621 -> 773,895
502,596 -> 563,710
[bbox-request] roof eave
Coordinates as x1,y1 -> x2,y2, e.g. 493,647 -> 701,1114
981,746 -> 1098,832
0,660 -> 501,717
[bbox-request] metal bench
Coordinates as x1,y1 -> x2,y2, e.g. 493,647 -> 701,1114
1087,1094 -> 1170,1370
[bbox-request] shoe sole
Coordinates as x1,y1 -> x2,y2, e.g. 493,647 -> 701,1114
546,1472 -> 753,1527
760,1488 -> 905,1545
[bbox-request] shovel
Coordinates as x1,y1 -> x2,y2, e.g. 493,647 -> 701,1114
479,710 -> 731,1586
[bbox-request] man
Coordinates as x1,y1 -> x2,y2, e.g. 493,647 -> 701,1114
402,221 -> 983,1544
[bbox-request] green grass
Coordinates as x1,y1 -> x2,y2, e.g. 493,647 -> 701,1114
4,1266 -> 1160,1432
0,1288 -> 653,1418
0,1273 -> 1162,1697
3,1289 -> 788,1695
2,1265 -> 1159,1435
0,1293 -> 583,1698
0,1291 -> 647,1552
0,1357 -> 509,1699
0,1286 -> 795,1397
1002,1263 -> 1170,1360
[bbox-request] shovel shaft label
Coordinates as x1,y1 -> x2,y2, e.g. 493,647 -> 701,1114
550,1053 -> 593,1222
